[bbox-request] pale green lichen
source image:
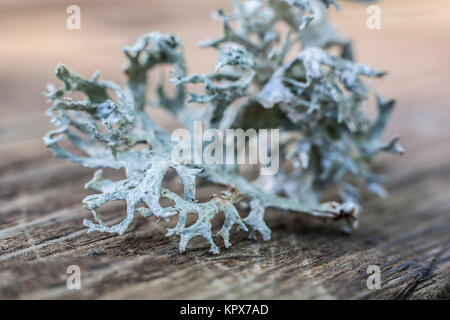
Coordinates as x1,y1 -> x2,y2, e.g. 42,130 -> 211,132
44,0 -> 402,253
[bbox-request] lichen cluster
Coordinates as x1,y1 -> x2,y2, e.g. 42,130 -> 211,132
44,0 -> 402,253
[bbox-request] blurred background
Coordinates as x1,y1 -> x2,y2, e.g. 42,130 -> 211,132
1,0 -> 449,171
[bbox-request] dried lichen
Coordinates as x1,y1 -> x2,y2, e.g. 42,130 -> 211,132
44,0 -> 402,253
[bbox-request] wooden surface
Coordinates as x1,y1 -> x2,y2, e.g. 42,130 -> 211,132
0,0 -> 449,299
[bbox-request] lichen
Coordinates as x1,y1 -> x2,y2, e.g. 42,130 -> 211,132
44,0 -> 402,253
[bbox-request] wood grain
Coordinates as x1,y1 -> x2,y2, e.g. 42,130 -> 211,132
0,0 -> 449,299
